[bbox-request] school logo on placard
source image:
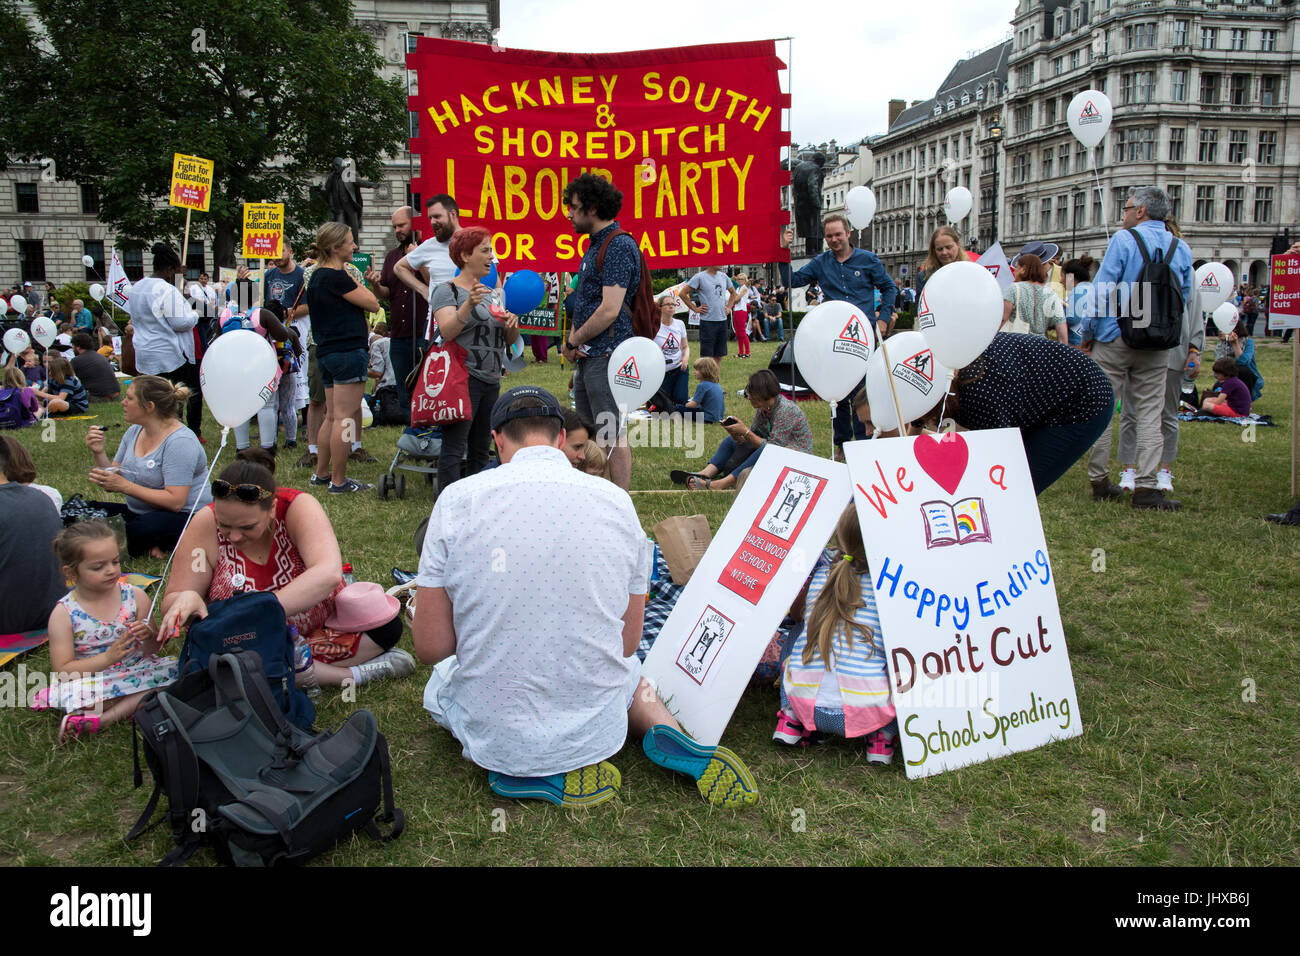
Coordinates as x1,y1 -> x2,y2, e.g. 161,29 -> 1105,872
832,314 -> 871,360
614,356 -> 642,389
916,290 -> 934,331
676,605 -> 735,685
759,470 -> 820,541
893,348 -> 936,394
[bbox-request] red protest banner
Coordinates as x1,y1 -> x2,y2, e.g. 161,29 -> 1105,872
407,39 -> 791,272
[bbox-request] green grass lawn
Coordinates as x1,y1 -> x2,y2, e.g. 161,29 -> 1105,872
2,335 -> 1298,866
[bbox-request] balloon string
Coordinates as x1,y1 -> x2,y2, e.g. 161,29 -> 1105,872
151,425 -> 229,627
1092,160 -> 1110,243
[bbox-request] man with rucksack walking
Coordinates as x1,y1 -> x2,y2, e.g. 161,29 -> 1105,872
560,173 -> 640,490
1082,186 -> 1193,511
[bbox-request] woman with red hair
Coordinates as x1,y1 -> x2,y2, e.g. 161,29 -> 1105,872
428,226 -> 520,494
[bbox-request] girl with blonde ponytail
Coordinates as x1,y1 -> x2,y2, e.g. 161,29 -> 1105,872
775,502 -> 898,762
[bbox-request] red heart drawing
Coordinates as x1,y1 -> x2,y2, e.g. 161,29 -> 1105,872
913,432 -> 969,495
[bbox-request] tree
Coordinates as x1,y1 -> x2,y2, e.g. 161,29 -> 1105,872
24,0 -> 406,265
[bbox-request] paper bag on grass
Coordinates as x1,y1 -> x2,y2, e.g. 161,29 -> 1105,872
653,514 -> 712,585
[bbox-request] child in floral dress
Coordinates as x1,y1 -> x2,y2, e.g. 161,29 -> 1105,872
41,520 -> 177,742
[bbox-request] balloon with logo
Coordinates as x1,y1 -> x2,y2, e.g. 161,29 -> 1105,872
606,336 -> 666,413
943,186 -> 973,223
3,328 -> 30,355
845,186 -> 877,230
10,294 -> 28,314
1067,90 -> 1112,152
915,259 -> 1003,369
1194,262 -> 1234,311
89,283 -> 106,301
199,329 -> 280,429
81,254 -> 95,268
864,331 -> 950,432
793,300 -> 876,403
1211,303 -> 1239,336
30,316 -> 57,348
503,269 -> 545,314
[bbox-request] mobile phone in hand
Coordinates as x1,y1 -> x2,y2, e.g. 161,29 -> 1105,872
721,416 -> 740,426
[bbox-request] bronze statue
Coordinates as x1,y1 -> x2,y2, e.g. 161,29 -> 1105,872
324,157 -> 378,238
789,151 -> 827,258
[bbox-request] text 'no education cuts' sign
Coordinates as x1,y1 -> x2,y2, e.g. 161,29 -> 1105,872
641,446 -> 851,746
844,429 -> 1082,779
1268,253 -> 1300,330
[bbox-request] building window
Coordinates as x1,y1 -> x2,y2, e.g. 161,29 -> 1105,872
1195,185 -> 1215,222
1254,186 -> 1274,223
1261,30 -> 1277,53
1013,199 -> 1030,234
1014,104 -> 1033,135
122,248 -> 144,281
1198,129 -> 1218,163
1199,73 -> 1220,105
1120,73 -> 1133,104
80,184 -> 100,215
1200,27 -> 1217,50
1167,185 -> 1182,221
1228,129 -> 1248,164
1224,185 -> 1244,224
1073,190 -> 1085,228
1229,28 -> 1247,52
184,240 -> 205,281
1075,142 -> 1087,169
1172,20 -> 1189,48
1124,23 -> 1156,50
1122,72 -> 1154,105
1016,64 -> 1033,88
1091,190 -> 1103,227
965,133 -> 972,159
1056,194 -> 1069,232
1053,56 -> 1064,77
408,111 -> 419,138
1171,70 -> 1187,102
1043,97 -> 1056,125
18,240 -> 45,282
1070,49 -> 1080,71
1261,75 -> 1279,106
1229,74 -> 1249,106
1257,131 -> 1277,164
1169,128 -> 1185,162
405,32 -> 422,54
83,241 -> 105,281
1113,188 -> 1128,223
1058,144 -> 1070,175
1121,127 -> 1155,162
1042,148 -> 1053,178
1040,198 -> 1052,232
15,182 -> 39,213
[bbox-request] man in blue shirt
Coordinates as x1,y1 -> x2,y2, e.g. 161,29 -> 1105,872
1082,186 -> 1193,511
561,173 -> 639,490
779,213 -> 896,455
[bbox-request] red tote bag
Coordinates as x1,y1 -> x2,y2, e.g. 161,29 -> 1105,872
410,339 -> 471,426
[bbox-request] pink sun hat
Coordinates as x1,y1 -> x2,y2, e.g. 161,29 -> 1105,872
325,582 -> 400,632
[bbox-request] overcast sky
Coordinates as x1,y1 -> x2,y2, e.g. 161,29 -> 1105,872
498,0 -> 1017,146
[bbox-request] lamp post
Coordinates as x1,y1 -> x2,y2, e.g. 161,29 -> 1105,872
987,119 -> 1003,244
1070,186 -> 1085,259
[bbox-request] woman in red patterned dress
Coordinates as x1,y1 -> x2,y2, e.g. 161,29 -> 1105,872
158,449 -> 413,687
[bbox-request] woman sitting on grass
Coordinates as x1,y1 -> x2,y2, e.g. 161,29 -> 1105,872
673,369 -> 813,490
158,448 -> 415,691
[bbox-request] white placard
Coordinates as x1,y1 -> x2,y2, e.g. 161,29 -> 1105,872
844,429 -> 1082,779
977,242 -> 1014,293
641,446 -> 851,745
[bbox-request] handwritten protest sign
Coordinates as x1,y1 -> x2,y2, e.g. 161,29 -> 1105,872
844,430 -> 1082,779
241,203 -> 284,260
407,39 -> 790,272
641,447 -> 850,746
170,153 -> 213,212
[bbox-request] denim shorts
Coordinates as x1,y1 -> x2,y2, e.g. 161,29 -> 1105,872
698,320 -> 728,358
317,348 -> 368,388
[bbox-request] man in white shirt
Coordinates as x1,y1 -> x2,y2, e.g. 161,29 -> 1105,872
394,193 -> 461,344
413,386 -> 758,809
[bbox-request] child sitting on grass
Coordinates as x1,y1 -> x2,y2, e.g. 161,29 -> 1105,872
581,440 -> 610,479
32,355 -> 89,417
775,502 -> 898,762
1200,356 -> 1252,418
39,520 -> 178,742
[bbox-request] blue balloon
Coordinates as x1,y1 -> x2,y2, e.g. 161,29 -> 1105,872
453,259 -> 499,288
504,270 -> 546,315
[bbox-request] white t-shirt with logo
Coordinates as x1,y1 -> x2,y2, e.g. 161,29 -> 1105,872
404,237 -> 456,339
654,319 -> 687,369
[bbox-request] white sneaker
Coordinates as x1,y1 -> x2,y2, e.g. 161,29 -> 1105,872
352,648 -> 417,685
1118,467 -> 1137,491
1156,468 -> 1174,492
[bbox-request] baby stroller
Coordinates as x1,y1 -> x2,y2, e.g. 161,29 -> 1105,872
378,427 -> 442,500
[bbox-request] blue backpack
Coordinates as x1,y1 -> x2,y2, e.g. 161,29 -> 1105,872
178,590 -> 315,728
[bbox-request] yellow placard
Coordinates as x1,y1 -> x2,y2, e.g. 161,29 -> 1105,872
170,153 -> 214,212
241,203 -> 284,260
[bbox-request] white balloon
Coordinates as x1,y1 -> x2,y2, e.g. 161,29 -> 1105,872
503,335 -> 527,373
944,186 -> 973,223
864,331 -> 950,432
199,329 -> 280,428
793,300 -> 876,403
89,283 -> 106,301
1194,263 -> 1234,311
1067,89 -> 1112,150
0,298 -> 6,315
915,260 -> 1003,369
10,294 -> 27,313
30,316 -> 57,348
1212,303 -> 1239,336
3,328 -> 30,355
606,337 -> 666,413
81,254 -> 95,267
845,186 -> 877,229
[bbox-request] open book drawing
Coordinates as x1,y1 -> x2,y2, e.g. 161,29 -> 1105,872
921,497 -> 992,548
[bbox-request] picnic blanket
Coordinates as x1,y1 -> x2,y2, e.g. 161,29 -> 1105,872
1178,412 -> 1275,426
0,630 -> 50,668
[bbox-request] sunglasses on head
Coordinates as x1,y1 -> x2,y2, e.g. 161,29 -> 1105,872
211,480 -> 273,503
